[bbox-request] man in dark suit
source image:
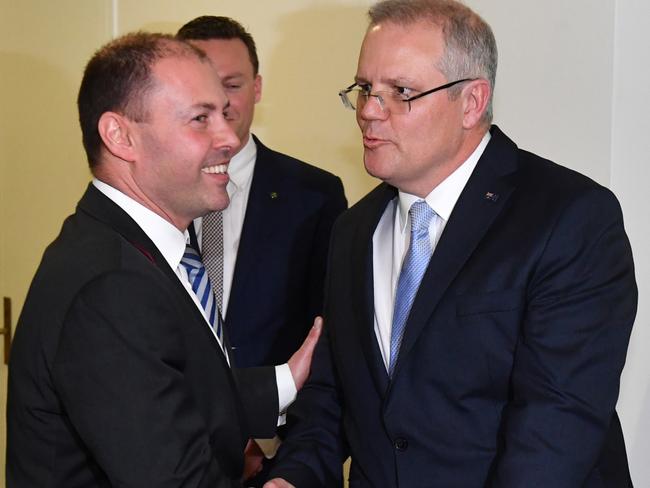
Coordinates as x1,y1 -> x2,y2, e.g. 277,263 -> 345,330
177,16 -> 347,370
266,1 -> 637,487
7,32 -> 320,487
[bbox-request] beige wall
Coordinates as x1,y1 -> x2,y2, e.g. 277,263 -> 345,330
1,0 -> 649,486
0,1 -> 114,481
0,0 -> 113,315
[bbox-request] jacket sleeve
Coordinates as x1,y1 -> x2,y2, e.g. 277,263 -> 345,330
492,186 -> 637,487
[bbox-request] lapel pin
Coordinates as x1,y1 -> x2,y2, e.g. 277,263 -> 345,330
269,191 -> 278,199
484,192 -> 499,202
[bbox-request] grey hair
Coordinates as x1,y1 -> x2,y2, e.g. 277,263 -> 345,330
369,0 -> 497,124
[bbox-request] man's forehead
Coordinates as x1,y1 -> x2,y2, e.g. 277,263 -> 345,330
152,55 -> 218,86
147,56 -> 227,106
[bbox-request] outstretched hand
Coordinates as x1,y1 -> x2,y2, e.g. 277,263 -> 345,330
287,316 -> 323,391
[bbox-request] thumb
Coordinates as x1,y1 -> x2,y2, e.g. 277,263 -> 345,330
288,316 -> 323,390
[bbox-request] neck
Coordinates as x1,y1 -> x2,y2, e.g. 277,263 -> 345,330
93,164 -> 190,232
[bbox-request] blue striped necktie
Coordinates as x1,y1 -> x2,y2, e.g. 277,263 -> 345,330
389,200 -> 436,376
180,244 -> 223,344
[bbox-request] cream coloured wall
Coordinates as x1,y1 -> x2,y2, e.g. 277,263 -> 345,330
1,1 -> 648,486
0,1 -> 114,482
0,0 -> 113,316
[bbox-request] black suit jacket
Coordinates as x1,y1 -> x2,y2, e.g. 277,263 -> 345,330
213,135 -> 346,368
271,126 -> 637,487
7,184 -> 278,487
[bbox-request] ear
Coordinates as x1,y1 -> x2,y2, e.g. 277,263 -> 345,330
461,79 -> 491,129
97,111 -> 136,162
254,74 -> 262,104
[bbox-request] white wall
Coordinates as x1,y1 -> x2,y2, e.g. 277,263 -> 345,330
611,0 -> 650,484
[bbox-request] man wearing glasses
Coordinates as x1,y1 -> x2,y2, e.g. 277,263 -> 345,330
265,0 -> 637,487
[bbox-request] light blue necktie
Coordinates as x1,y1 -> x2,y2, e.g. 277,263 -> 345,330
180,244 -> 224,343
389,200 -> 436,376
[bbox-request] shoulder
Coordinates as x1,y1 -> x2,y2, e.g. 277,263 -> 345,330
516,150 -> 620,219
488,126 -> 620,217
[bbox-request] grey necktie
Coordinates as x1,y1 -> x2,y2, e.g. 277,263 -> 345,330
201,211 -> 224,311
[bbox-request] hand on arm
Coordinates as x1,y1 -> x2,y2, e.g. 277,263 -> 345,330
287,316 -> 323,391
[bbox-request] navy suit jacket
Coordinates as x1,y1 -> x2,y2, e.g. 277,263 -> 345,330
216,135 -> 346,368
271,126 -> 637,487
7,185 -> 278,487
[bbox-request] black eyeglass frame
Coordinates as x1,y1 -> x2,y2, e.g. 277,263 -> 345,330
338,78 -> 477,113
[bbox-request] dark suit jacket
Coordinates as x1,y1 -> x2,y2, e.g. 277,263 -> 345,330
211,135 -> 346,368
7,184 -> 279,487
271,126 -> 637,487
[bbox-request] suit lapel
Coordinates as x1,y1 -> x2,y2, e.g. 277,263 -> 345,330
77,184 -> 228,361
227,140 -> 285,321
390,127 -> 519,380
351,184 -> 397,397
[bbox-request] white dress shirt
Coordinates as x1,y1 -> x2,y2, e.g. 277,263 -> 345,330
372,132 -> 491,370
92,178 -> 296,421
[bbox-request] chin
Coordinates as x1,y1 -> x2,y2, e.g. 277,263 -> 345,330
364,156 -> 393,182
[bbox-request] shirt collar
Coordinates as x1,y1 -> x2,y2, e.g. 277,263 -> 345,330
397,131 -> 492,232
92,178 -> 188,270
227,134 -> 257,195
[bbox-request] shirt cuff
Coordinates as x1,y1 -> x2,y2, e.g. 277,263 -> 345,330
275,363 -> 297,426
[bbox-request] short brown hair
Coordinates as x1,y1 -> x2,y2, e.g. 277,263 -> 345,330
77,32 -> 206,167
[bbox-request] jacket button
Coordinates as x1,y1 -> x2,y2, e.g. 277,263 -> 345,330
394,438 -> 408,451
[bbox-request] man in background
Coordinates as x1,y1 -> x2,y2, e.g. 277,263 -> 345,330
266,0 -> 637,486
7,32 -> 319,487
177,16 -> 347,369
178,17 -> 347,484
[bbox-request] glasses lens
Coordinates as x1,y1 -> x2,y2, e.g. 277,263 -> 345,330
339,89 -> 410,114
347,89 -> 364,110
381,92 -> 409,114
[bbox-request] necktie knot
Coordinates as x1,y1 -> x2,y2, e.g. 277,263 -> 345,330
409,200 -> 436,239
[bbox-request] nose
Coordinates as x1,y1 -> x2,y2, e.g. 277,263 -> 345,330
213,119 -> 240,156
358,94 -> 389,121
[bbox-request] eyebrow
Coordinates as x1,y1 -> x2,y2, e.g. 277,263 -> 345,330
354,75 -> 418,86
178,102 -> 219,118
221,73 -> 246,81
199,102 -> 217,111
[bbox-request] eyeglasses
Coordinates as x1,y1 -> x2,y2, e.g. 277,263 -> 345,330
338,78 -> 475,115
